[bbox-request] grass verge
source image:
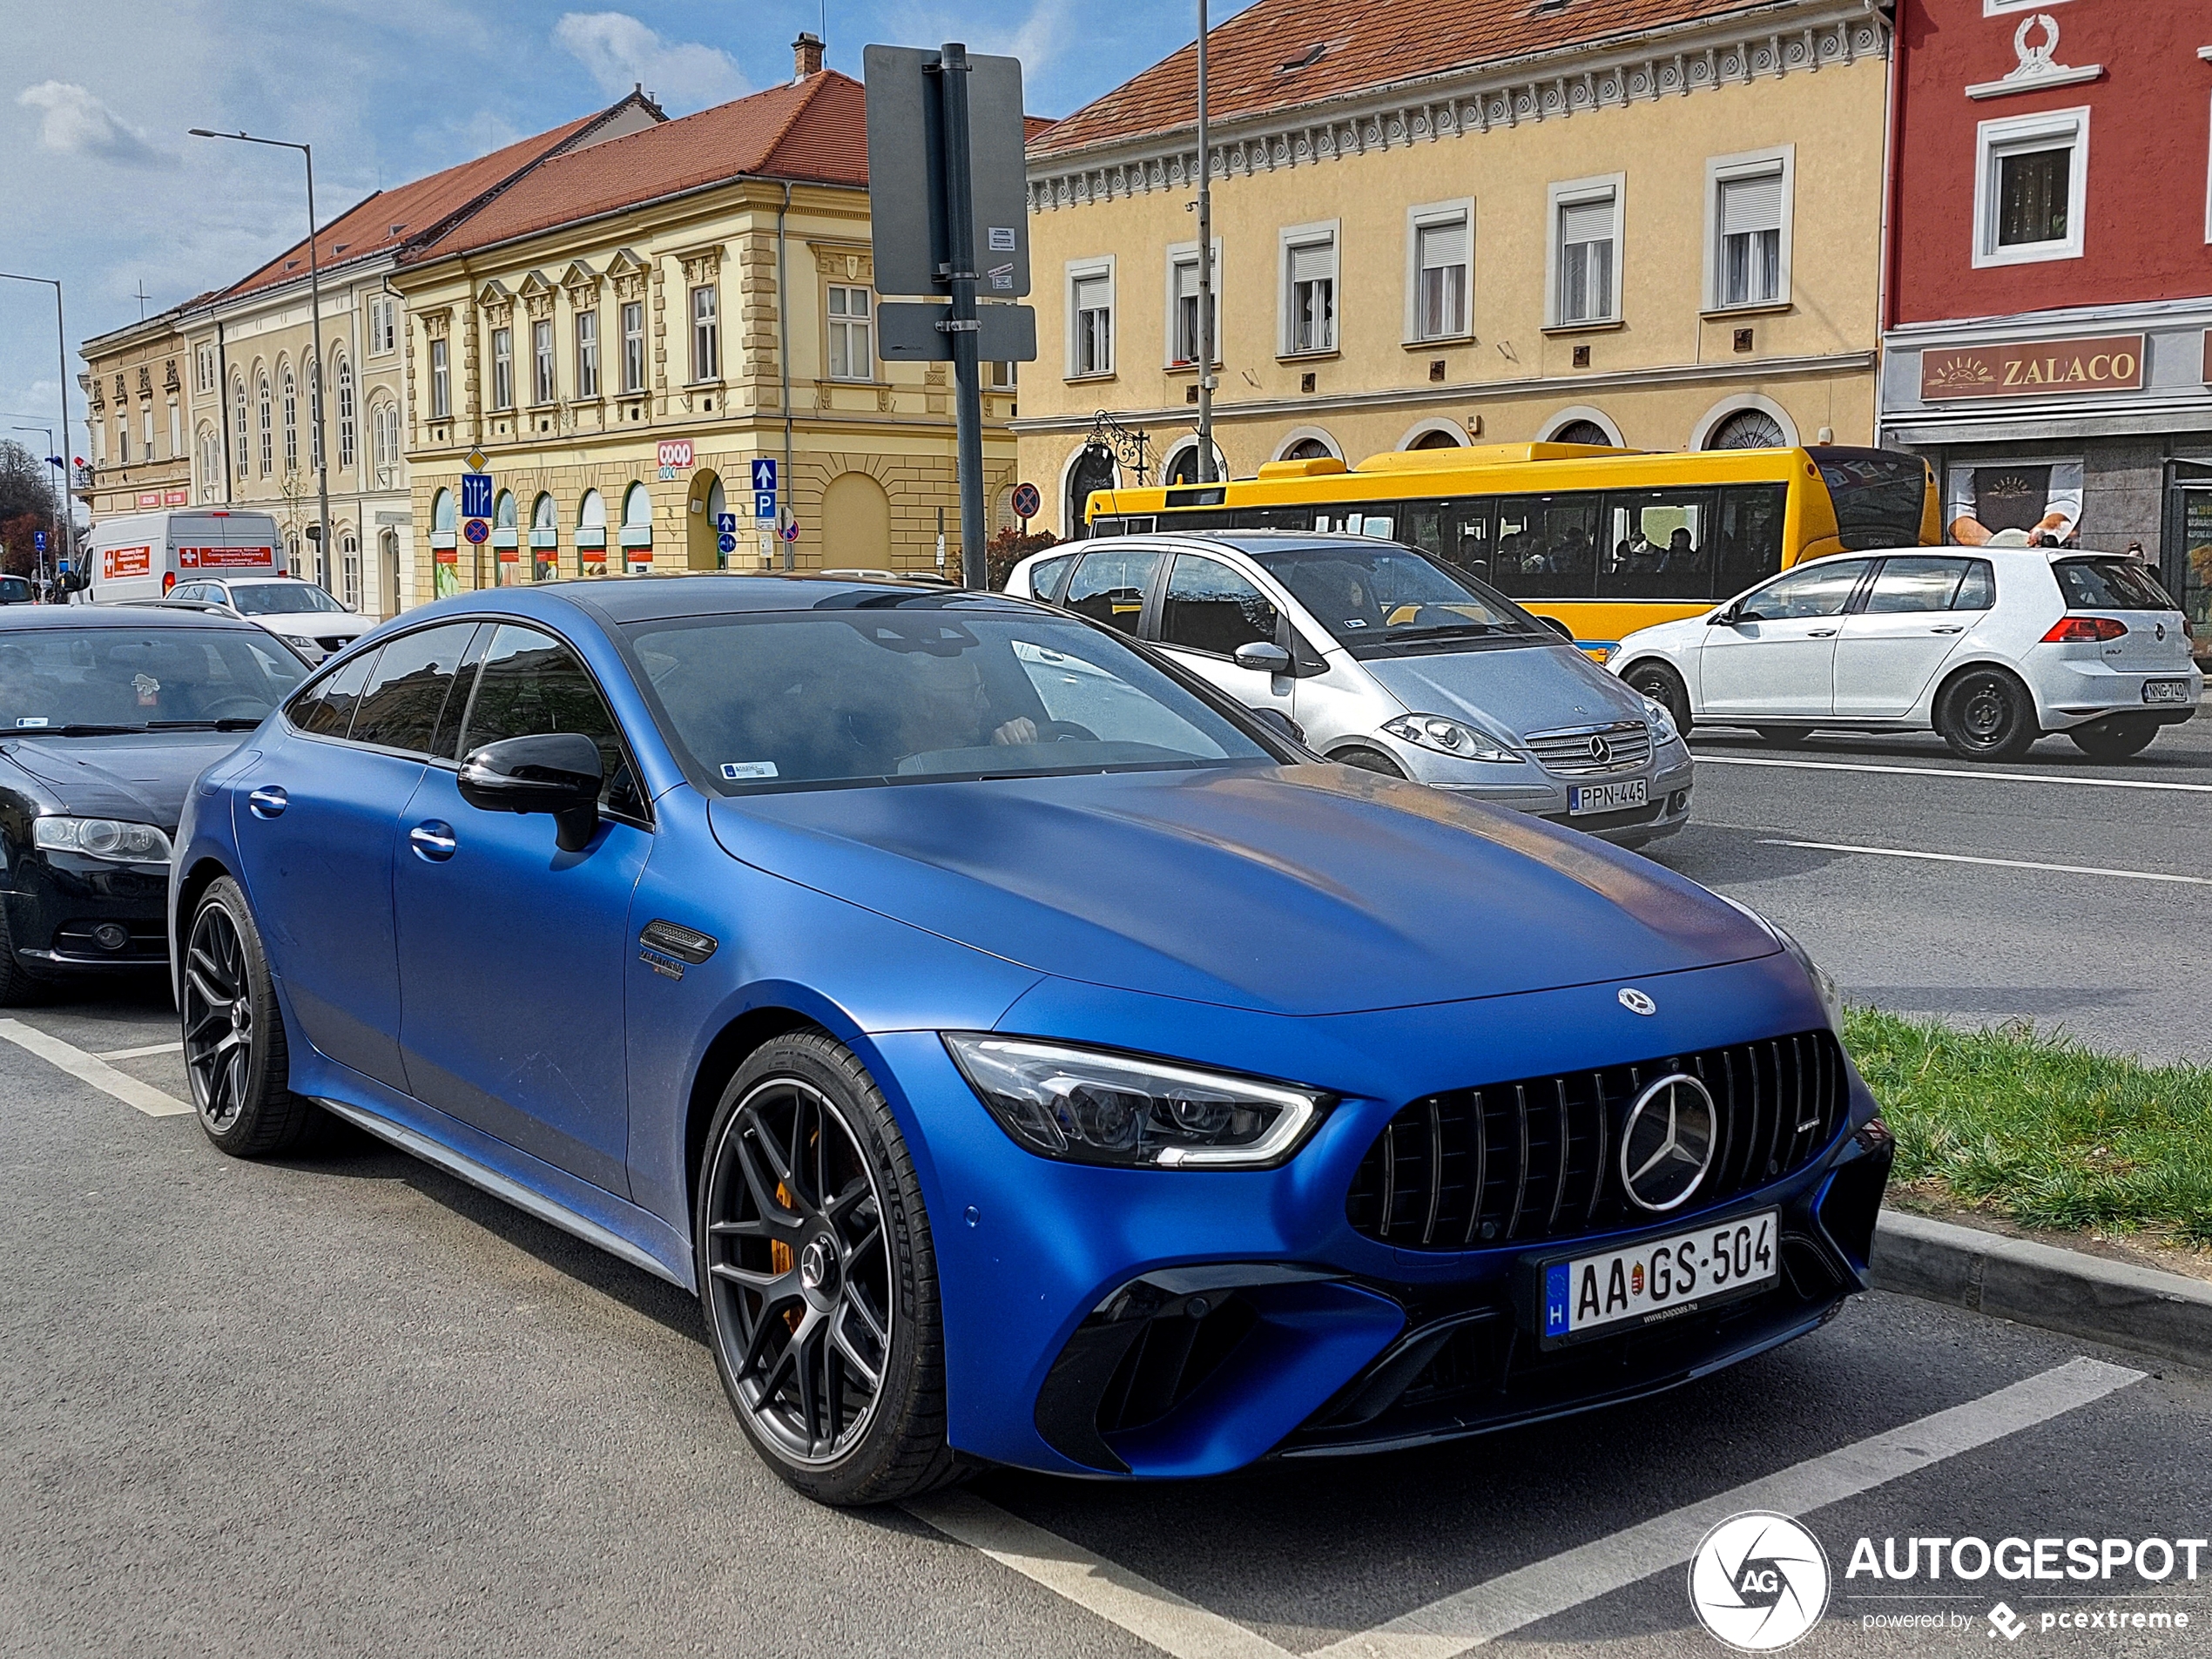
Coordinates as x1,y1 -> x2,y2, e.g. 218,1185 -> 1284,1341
1842,1007 -> 2212,1249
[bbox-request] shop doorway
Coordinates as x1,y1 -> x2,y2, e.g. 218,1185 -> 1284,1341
686,470 -> 725,570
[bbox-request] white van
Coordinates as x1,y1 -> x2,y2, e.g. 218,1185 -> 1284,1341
84,509 -> 280,603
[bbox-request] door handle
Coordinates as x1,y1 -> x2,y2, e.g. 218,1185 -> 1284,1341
408,819 -> 457,862
246,786 -> 287,819
1807,628 -> 1838,637
1930,625 -> 1965,634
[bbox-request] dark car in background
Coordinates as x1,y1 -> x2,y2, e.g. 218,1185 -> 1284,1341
0,607 -> 307,1001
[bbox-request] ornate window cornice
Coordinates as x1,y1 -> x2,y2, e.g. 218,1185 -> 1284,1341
1028,3 -> 1886,210
811,242 -> 873,284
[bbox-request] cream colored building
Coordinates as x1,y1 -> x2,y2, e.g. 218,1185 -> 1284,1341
390,44 -> 1019,604
77,307 -> 193,522
1020,0 -> 1891,534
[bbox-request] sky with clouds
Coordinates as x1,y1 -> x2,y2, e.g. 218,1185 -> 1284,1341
1,0 -> 1240,473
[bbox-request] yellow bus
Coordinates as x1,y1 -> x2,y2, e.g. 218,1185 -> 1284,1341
1080,443 -> 1939,651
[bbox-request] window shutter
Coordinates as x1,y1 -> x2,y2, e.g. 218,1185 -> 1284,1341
1417,218 -> 1467,270
1287,238 -> 1336,284
1173,258 -> 1198,302
1075,273 -> 1109,313
1560,194 -> 1615,246
1719,171 -> 1784,237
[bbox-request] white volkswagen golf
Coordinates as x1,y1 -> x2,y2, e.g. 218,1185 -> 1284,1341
1609,545 -> 2201,761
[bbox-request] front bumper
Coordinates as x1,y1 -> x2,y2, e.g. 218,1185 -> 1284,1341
1402,741 -> 1695,846
1,849 -> 172,971
878,950 -> 1881,1480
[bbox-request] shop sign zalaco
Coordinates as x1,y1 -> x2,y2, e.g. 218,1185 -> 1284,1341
658,439 -> 694,482
1920,334 -> 2145,401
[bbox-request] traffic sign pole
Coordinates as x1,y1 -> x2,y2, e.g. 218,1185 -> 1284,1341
934,44 -> 988,590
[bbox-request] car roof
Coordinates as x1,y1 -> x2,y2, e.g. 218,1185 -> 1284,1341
3,604 -> 265,633
1071,532 -> 1387,556
421,572 -> 1050,624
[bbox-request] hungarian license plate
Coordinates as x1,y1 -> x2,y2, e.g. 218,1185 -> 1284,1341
2142,679 -> 2192,705
1528,1209 -> 1778,1345
1568,779 -> 1647,815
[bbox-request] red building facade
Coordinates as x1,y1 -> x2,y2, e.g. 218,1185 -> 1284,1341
1878,0 -> 2212,643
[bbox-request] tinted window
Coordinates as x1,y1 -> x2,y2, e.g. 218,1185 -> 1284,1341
0,626 -> 306,732
1955,559 -> 1996,610
1159,555 -> 1278,656
1064,546 -> 1163,633
1490,495 -> 1602,599
287,645 -> 378,737
1028,552 -> 1076,604
1817,452 -> 1928,550
1602,489 -> 1718,602
1711,485 -> 1789,599
2055,558 -> 2175,611
1863,556 -> 1975,614
1737,558 -> 1872,621
347,624 -> 477,754
625,607 -> 1270,792
460,625 -> 632,808
1250,543 -> 1547,654
0,577 -> 30,604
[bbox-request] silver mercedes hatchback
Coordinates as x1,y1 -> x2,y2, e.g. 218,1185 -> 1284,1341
1009,532 -> 1694,847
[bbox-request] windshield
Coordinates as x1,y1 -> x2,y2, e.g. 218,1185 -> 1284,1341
0,625 -> 307,732
1817,452 -> 1928,550
2055,558 -> 2175,611
625,602 -> 1276,793
1248,543 -> 1548,654
228,582 -> 347,616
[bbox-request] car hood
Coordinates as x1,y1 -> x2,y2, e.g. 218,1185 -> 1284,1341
707,765 -> 1773,1016
1357,642 -> 1648,738
1,730 -> 249,830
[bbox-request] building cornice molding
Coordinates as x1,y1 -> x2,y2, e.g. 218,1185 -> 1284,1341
1028,1 -> 1885,212
1011,347 -> 1876,435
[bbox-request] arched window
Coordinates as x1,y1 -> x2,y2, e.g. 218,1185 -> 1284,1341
197,426 -> 220,500
256,373 -> 273,475
432,487 -> 455,531
494,489 -> 516,529
531,491 -> 558,582
1064,443 -> 1116,539
369,401 -> 399,487
1279,437 -> 1333,462
280,361 -> 298,473
1552,419 -> 1612,446
578,489 -> 606,530
531,491 -> 555,530
578,488 -> 609,577
1705,408 -> 1787,449
334,355 -> 355,471
233,377 -> 248,480
622,482 -> 651,528
341,529 -> 361,611
1408,428 -> 1462,450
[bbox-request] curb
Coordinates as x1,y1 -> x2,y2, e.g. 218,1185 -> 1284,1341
1871,1210 -> 2212,1370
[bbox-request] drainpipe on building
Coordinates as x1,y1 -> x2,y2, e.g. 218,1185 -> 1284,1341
778,181 -> 794,570
1875,0 -> 1904,448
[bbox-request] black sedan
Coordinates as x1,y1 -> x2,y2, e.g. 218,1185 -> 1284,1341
0,606 -> 308,1001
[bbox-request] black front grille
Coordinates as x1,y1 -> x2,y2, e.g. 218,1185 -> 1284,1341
52,919 -> 166,961
1345,1029 -> 1849,1250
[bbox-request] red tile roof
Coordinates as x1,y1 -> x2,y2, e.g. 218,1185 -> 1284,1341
404,71 -> 873,263
221,99 -> 652,300
1032,0 -> 1791,159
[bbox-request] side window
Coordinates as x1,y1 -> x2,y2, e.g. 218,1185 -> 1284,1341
1955,558 -> 1996,610
459,624 -> 642,816
1601,489 -> 1719,602
1063,546 -> 1163,634
1028,552 -> 1076,604
1159,555 -> 1279,657
1863,556 -> 1975,615
1738,559 -> 1872,621
347,623 -> 479,754
1489,494 -> 1602,599
287,645 -> 380,738
1712,485 -> 1788,600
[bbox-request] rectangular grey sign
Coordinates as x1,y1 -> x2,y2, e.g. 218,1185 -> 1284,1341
876,300 -> 1036,362
864,44 -> 1030,300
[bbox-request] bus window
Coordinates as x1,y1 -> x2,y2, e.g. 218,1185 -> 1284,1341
1491,494 -> 1602,598
1064,545 -> 1163,634
1157,509 -> 1234,532
1232,507 -> 1318,530
1816,452 -> 1929,550
1711,485 -> 1788,598
1399,502 -> 1446,561
1449,502 -> 1494,583
1601,488 -> 1718,603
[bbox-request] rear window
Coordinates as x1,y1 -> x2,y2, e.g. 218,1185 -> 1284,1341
2054,558 -> 2174,612
1817,453 -> 1928,550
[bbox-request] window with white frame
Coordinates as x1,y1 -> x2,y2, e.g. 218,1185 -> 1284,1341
490,327 -> 514,409
335,357 -> 354,469
116,414 -> 129,465
1976,107 -> 2087,266
827,285 -> 873,380
533,319 -> 556,403
198,427 -> 220,498
233,378 -> 248,480
428,337 -> 450,418
368,295 -> 397,355
1549,179 -> 1621,327
1165,241 -> 1219,367
257,373 -> 272,473
371,401 -> 400,486
621,300 -> 645,393
195,343 -> 216,395
690,284 -> 719,381
1067,259 -> 1115,378
1707,149 -> 1792,309
143,405 -> 155,460
575,310 -> 599,397
1280,223 -> 1339,355
1406,201 -> 1473,341
281,366 -> 297,469
168,400 -> 182,460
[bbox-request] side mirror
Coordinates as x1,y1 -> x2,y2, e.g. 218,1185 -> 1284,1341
1710,605 -> 1740,626
1250,706 -> 1307,747
457,732 -> 604,853
1537,616 -> 1575,641
1233,640 -> 1293,675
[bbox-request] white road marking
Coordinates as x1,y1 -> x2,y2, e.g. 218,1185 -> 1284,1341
1309,1357 -> 2143,1659
907,1488 -> 1298,1659
95,1039 -> 184,1061
1693,753 -> 2212,793
0,1018 -> 192,1116
1759,839 -> 2212,887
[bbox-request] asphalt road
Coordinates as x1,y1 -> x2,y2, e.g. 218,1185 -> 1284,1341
1650,712 -> 2212,1065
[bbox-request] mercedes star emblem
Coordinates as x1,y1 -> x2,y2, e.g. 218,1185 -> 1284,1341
1588,734 -> 1613,764
1617,987 -> 1656,1015
1620,1073 -> 1718,1212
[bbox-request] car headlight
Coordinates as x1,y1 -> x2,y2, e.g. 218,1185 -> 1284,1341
1773,924 -> 1844,1034
32,815 -> 173,863
1381,715 -> 1519,764
1640,696 -> 1680,743
943,1034 -> 1333,1169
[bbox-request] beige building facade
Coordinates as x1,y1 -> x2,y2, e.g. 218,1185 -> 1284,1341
390,57 -> 1018,606
1019,0 -> 1891,534
77,309 -> 193,523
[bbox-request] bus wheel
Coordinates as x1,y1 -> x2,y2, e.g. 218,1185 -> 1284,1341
1332,745 -> 1408,779
1622,663 -> 1691,735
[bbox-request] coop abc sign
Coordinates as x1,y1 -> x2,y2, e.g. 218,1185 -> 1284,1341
1919,334 -> 2145,401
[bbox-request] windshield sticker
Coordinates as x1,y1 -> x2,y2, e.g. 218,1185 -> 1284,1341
1343,617 -> 1367,628
14,718 -> 48,727
719,760 -> 779,780
133,673 -> 160,707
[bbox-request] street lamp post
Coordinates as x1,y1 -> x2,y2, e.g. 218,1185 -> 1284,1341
8,425 -> 60,589
189,127 -> 333,591
0,273 -> 78,581
1195,0 -> 1214,485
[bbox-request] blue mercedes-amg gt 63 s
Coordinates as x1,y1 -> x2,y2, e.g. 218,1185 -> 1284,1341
172,575 -> 1892,1505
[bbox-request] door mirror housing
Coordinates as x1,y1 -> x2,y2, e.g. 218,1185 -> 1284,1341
1249,706 -> 1307,748
1232,640 -> 1293,675
1710,604 -> 1741,626
457,732 -> 603,853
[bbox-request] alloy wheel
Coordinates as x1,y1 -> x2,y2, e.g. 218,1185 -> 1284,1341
182,902 -> 254,1131
704,1078 -> 894,1465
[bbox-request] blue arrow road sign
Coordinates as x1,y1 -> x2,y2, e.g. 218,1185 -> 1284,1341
752,459 -> 777,493
753,490 -> 778,521
713,512 -> 738,533
34,532 -> 46,554
460,472 -> 493,519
